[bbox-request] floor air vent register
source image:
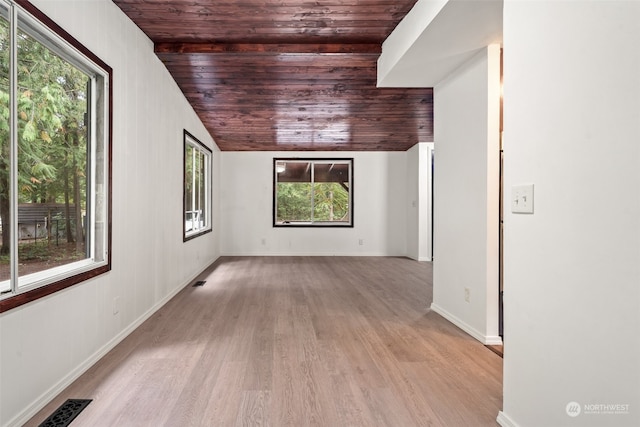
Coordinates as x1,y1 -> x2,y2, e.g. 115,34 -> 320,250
39,399 -> 92,427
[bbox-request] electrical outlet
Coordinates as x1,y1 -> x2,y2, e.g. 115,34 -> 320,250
261,238 -> 266,245
464,287 -> 470,303
358,239 -> 364,246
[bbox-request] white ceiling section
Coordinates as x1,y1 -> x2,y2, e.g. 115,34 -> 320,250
377,0 -> 503,88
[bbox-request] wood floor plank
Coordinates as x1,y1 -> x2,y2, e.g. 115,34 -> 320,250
359,386 -> 417,427
199,361 -> 247,426
236,390 -> 271,427
25,256 -> 502,427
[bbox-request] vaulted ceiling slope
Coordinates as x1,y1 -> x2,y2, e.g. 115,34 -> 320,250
113,0 -> 433,151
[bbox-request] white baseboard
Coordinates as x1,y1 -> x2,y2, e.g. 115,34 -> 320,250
220,251 -> 406,257
496,411 -> 520,427
4,260 -> 217,427
430,303 -> 503,345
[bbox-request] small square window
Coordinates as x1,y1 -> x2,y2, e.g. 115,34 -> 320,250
273,158 -> 353,227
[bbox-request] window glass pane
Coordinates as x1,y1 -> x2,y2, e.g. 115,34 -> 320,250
0,11 -> 9,287
313,163 -> 350,222
277,182 -> 312,222
185,143 -> 193,206
194,149 -> 201,213
16,28 -> 90,280
276,161 -> 312,223
313,182 -> 349,222
184,143 -> 194,229
198,149 -> 206,227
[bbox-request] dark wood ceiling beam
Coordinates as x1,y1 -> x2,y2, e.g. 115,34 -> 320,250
157,53 -> 379,66
116,3 -> 409,13
163,64 -> 379,74
155,42 -> 381,54
204,114 -> 429,121
207,123 -> 425,132
209,127 -> 432,135
115,0 -> 411,6
172,79 -> 379,87
179,87 -> 429,95
164,68 -> 377,76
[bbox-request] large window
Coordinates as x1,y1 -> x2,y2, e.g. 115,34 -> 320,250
183,130 -> 211,240
274,158 -> 353,227
0,0 -> 111,312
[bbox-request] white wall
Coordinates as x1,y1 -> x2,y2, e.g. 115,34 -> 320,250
431,45 -> 501,344
406,144 -> 420,259
220,151 -> 407,256
499,2 -> 640,427
0,1 -> 220,426
406,142 -> 434,261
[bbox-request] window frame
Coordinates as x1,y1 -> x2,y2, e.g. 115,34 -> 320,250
183,130 -> 212,241
273,157 -> 354,228
0,0 -> 112,312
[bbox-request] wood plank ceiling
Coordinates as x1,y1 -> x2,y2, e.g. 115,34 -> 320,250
112,0 -> 433,151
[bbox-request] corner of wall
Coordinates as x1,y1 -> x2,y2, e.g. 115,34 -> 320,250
432,45 -> 501,343
430,303 -> 502,345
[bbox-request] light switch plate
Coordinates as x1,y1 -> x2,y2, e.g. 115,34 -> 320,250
511,184 -> 534,214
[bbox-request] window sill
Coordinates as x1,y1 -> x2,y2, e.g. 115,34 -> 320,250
274,221 -> 353,227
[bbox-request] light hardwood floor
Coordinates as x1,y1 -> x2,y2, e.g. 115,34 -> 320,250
26,257 -> 502,426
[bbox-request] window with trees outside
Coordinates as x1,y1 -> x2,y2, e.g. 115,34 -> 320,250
183,130 -> 211,240
274,158 -> 353,227
0,1 -> 111,312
